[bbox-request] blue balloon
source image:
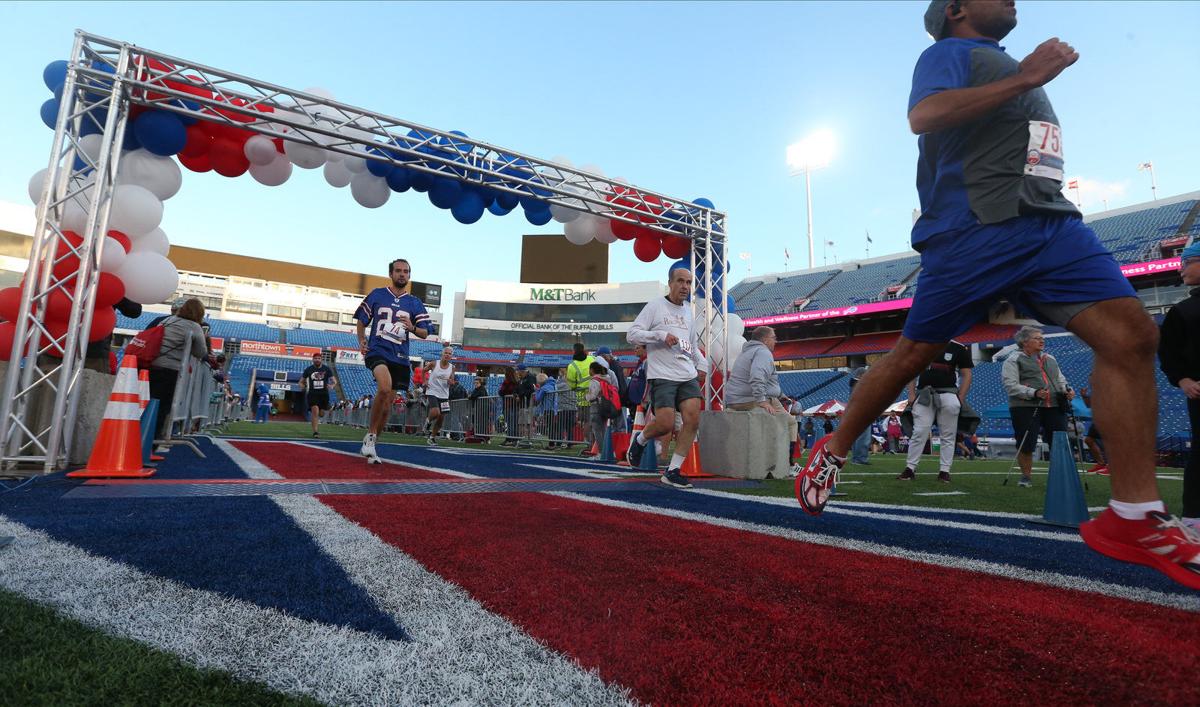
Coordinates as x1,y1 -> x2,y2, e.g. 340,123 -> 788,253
518,193 -> 543,212
727,294 -> 737,313
524,203 -> 552,226
39,98 -> 60,129
386,167 -> 412,192
122,124 -> 142,151
43,60 -> 69,92
451,190 -> 486,224
692,196 -> 715,209
366,147 -> 395,178
429,177 -> 462,209
668,259 -> 691,280
133,110 -> 187,156
79,108 -> 107,136
487,199 -> 513,216
410,169 -> 433,193
169,99 -> 200,126
495,191 -> 519,211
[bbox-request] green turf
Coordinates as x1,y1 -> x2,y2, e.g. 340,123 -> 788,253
0,588 -> 319,706
727,453 -> 1186,516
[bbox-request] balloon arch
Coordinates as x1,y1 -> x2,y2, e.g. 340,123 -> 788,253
2,30 -> 733,471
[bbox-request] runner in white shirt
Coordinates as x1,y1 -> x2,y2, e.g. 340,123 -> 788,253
625,265 -> 710,488
423,345 -> 455,446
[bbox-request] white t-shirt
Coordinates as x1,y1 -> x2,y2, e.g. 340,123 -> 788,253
426,361 -> 454,399
626,296 -> 709,382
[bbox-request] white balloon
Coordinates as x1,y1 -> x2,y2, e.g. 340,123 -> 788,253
343,153 -> 367,174
592,216 -> 618,244
726,337 -> 746,369
78,134 -> 104,169
108,184 -> 162,239
729,313 -> 745,340
563,218 -> 594,245
249,154 -> 293,187
100,236 -> 127,273
28,168 -> 48,204
323,159 -> 352,188
243,135 -> 279,166
304,86 -> 336,101
116,252 -> 179,305
117,149 -> 182,201
284,140 -> 326,169
350,172 -> 390,208
132,227 -> 170,257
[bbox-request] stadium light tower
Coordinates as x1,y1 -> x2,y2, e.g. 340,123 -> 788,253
787,130 -> 836,269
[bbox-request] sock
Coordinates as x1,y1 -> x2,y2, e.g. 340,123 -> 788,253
636,431 -> 647,445
669,453 -> 687,470
1109,499 -> 1166,520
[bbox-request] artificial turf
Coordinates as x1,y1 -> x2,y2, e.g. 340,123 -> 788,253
0,588 -> 319,706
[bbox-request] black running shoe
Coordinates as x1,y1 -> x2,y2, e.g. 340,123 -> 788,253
897,468 -> 915,481
937,471 -> 951,484
660,467 -> 693,489
626,437 -> 646,467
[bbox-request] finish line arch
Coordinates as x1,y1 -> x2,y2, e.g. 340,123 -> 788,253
3,30 -> 731,471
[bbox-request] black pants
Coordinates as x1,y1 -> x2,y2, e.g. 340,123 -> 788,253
1186,398 -> 1200,519
148,366 -> 179,439
1010,406 -> 1068,454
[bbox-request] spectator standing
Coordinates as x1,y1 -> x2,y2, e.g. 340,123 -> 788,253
499,367 -> 519,446
726,326 -> 800,475
848,365 -> 872,465
1002,326 -> 1073,488
566,342 -> 596,455
1079,383 -> 1107,474
898,339 -> 973,483
148,298 -> 210,438
534,369 -> 560,448
885,414 -> 903,454
1158,242 -> 1200,529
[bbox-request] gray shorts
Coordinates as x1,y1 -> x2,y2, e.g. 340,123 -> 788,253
648,377 -> 702,411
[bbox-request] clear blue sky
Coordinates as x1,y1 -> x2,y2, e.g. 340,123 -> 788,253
1,1 -> 1197,326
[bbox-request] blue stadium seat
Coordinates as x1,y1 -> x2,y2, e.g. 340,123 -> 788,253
286,328 -> 358,348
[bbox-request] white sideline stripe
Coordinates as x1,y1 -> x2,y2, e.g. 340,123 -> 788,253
0,514 -> 633,707
102,401 -> 142,421
913,491 -> 969,497
544,491 -> 1200,613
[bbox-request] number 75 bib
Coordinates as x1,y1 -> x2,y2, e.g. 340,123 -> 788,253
1024,121 -> 1064,182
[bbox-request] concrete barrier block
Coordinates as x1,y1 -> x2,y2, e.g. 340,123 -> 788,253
0,361 -> 114,467
699,410 -> 791,479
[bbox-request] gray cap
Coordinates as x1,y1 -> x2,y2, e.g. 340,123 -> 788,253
924,0 -> 954,40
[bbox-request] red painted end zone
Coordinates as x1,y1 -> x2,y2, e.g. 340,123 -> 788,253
231,442 -> 450,480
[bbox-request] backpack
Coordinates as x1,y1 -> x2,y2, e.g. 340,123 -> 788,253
124,325 -> 166,368
595,378 -> 621,421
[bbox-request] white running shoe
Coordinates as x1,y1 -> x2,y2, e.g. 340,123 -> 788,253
360,433 -> 377,458
366,453 -> 384,465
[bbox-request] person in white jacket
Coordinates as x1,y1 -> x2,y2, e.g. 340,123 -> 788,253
625,265 -> 710,488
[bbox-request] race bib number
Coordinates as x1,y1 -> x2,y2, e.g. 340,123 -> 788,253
677,337 -> 694,357
312,377 -> 325,390
439,401 -> 451,413
1024,121 -> 1064,182
375,308 -> 412,345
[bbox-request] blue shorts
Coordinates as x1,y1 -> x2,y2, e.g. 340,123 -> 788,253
903,215 -> 1135,343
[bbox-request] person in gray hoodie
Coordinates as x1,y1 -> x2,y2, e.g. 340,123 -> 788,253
1002,325 -> 1073,487
727,326 -> 800,474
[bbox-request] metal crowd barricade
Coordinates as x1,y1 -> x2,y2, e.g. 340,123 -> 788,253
157,328 -> 205,458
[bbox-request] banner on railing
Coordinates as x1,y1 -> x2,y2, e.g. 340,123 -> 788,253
240,341 -> 287,355
290,345 -> 322,358
210,336 -> 225,352
335,349 -> 364,365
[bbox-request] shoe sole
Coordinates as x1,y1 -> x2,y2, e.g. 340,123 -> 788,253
795,434 -> 835,516
366,457 -> 383,465
897,474 -> 914,481
1080,519 -> 1200,591
659,476 -> 692,489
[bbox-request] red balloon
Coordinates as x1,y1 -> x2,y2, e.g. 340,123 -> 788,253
178,150 -> 212,173
107,230 -> 132,253
45,288 -> 74,320
209,137 -> 250,177
180,124 -> 212,158
88,306 -> 116,342
0,286 -> 22,321
42,317 -> 69,358
96,273 -> 125,309
55,230 -> 83,259
633,234 -> 662,263
52,253 -> 80,281
662,235 -> 691,259
612,219 -> 640,241
0,322 -> 16,361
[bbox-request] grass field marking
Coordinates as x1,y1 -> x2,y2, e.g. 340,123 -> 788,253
683,487 -> 1083,544
542,491 -> 1200,613
913,491 -> 970,496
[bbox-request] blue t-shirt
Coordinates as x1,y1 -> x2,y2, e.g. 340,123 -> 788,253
256,383 -> 271,408
354,288 -> 432,363
908,38 -> 1077,249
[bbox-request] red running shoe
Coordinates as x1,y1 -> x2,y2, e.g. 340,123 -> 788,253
1080,509 -> 1200,591
1085,463 -> 1108,475
795,434 -> 843,516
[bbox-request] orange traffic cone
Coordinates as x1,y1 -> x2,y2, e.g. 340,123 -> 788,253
680,441 -> 706,478
67,355 -> 155,478
138,369 -> 165,462
618,404 -> 647,467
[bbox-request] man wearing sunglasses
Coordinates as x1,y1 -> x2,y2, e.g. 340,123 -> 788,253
1159,243 -> 1200,531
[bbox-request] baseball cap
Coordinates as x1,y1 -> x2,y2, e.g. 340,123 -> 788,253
1181,241 -> 1200,261
924,0 -> 954,40
594,357 -> 610,370
516,364 -> 527,371
595,346 -> 612,356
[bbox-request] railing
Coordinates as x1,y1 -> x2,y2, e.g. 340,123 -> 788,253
326,393 -> 629,451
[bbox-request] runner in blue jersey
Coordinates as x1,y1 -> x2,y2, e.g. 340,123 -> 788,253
355,258 -> 432,463
798,1 -> 1198,590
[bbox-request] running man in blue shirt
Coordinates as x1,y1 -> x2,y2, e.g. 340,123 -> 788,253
799,1 -> 1199,590
355,258 -> 432,463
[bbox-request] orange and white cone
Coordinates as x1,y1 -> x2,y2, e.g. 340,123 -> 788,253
680,440 -> 705,478
618,404 -> 647,467
67,355 -> 155,478
138,369 -> 165,462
